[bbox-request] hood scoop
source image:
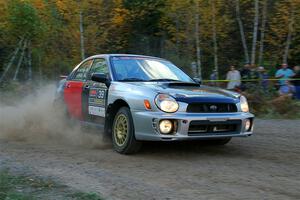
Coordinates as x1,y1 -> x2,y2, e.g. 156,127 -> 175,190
167,82 -> 200,88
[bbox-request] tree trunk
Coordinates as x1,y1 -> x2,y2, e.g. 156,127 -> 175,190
13,40 -> 27,81
160,32 -> 165,57
283,7 -> 294,64
175,15 -> 180,57
211,0 -> 219,79
0,38 -> 24,82
258,0 -> 268,66
195,0 -> 202,79
185,14 -> 192,58
251,0 -> 259,65
79,10 -> 85,60
27,40 -> 32,81
235,0 -> 249,64
38,53 -> 42,84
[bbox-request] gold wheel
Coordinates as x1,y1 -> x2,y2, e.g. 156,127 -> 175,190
113,113 -> 128,146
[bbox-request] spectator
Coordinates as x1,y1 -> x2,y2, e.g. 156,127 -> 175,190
249,64 -> 260,80
240,63 -> 250,80
257,66 -> 269,92
210,69 -> 217,86
240,63 -> 250,90
279,80 -> 295,97
240,63 -> 259,90
226,66 -> 241,90
292,65 -> 300,100
275,63 -> 294,86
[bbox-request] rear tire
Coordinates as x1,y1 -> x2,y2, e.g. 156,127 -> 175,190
207,137 -> 232,145
112,107 -> 142,154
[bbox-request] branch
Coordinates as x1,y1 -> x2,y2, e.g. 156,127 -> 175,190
0,37 -> 25,82
13,40 -> 28,81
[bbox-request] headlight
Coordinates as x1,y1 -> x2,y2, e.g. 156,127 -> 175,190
240,95 -> 249,112
155,94 -> 179,113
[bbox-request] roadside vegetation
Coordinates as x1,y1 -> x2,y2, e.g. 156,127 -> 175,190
0,169 -> 103,200
245,89 -> 300,119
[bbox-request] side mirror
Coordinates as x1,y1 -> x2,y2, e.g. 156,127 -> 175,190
193,77 -> 202,85
60,75 -> 68,79
91,73 -> 108,83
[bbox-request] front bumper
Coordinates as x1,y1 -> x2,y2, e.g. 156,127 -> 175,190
132,111 -> 254,141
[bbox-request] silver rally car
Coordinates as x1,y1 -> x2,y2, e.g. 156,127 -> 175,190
57,54 -> 254,154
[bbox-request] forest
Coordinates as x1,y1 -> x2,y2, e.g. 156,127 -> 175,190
0,0 -> 299,82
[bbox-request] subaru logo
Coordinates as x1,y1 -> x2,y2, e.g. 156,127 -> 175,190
210,105 -> 217,111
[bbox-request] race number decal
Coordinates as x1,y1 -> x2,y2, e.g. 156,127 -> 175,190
88,87 -> 107,117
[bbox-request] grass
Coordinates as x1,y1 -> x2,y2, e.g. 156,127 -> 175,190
69,192 -> 103,200
0,169 -> 34,200
0,169 -> 104,200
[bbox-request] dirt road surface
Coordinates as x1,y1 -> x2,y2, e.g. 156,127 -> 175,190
0,119 -> 299,200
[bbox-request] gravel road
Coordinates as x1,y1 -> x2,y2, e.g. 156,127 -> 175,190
0,119 -> 299,200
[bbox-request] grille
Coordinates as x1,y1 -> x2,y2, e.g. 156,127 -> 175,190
188,120 -> 241,135
186,103 -> 237,113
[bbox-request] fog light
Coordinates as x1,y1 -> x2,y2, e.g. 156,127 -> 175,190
245,119 -> 251,131
159,120 -> 173,134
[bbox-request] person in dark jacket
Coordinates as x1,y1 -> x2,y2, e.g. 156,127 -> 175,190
240,64 -> 259,91
292,66 -> 300,100
258,66 -> 269,92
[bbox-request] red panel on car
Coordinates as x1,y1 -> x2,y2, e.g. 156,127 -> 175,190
64,81 -> 84,120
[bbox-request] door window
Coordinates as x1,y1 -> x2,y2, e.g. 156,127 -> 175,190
88,58 -> 109,79
72,60 -> 93,81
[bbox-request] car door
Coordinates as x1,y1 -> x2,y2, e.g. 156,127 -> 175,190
64,59 -> 93,120
82,58 -> 109,123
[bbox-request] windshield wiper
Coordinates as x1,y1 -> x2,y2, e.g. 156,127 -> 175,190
119,78 -> 146,82
148,78 -> 180,82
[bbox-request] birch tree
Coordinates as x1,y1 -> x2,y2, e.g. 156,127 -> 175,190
13,40 -> 27,80
79,10 -> 85,60
195,0 -> 202,79
1,0 -> 45,82
258,0 -> 268,66
283,6 -> 294,64
0,38 -> 24,82
251,0 -> 259,65
27,40 -> 32,80
211,0 -> 218,79
235,0 -> 249,64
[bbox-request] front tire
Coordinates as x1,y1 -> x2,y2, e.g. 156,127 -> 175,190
112,107 -> 142,154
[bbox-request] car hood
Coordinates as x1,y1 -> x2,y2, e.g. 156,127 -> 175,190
126,82 -> 240,104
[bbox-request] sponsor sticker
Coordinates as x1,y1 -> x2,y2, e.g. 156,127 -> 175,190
90,89 -> 97,96
96,89 -> 105,99
88,106 -> 105,117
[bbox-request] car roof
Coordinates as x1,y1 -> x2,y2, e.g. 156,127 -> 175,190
86,54 -> 167,61
71,54 -> 169,75
69,54 -> 172,81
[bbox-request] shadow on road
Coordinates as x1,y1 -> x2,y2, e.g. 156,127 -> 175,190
137,140 -> 251,158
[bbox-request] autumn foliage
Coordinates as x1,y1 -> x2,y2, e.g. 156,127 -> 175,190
0,0 -> 300,81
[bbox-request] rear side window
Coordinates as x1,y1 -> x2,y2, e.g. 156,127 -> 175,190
89,58 -> 109,76
72,60 -> 93,81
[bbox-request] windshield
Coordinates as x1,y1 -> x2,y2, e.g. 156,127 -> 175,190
111,56 -> 194,83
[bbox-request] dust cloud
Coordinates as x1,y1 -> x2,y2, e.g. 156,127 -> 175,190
0,83 -> 108,148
